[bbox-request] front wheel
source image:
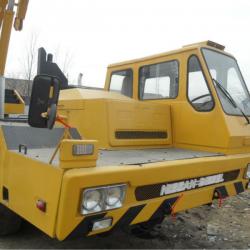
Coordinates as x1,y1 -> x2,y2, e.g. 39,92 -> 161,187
0,204 -> 22,236
129,218 -> 164,239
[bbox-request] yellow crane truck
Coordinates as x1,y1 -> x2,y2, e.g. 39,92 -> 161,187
0,40 -> 249,240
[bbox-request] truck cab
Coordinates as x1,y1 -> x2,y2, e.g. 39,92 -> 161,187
103,41 -> 250,154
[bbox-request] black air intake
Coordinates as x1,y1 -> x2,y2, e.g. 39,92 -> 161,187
115,131 -> 168,139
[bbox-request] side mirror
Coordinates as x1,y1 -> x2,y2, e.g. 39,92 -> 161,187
28,75 -> 60,129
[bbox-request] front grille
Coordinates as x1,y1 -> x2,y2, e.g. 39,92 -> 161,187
115,131 -> 167,139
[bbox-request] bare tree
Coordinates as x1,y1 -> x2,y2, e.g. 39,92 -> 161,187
53,45 -> 74,81
20,39 -> 74,92
21,32 -> 39,96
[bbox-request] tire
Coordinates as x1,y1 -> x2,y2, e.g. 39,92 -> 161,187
129,218 -> 164,239
0,204 -> 22,236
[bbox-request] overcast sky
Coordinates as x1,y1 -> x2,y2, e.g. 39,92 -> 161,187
5,0 -> 250,88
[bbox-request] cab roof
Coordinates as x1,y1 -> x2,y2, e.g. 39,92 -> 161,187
108,41 -> 228,68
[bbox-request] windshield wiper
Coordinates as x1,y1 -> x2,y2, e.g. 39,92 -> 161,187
212,78 -> 250,124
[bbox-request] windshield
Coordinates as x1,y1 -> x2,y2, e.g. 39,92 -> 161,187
202,49 -> 250,116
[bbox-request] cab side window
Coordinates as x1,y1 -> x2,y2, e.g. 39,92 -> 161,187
187,55 -> 214,111
139,60 -> 179,100
109,69 -> 133,98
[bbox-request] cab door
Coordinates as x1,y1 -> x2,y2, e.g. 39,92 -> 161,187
174,54 -> 228,150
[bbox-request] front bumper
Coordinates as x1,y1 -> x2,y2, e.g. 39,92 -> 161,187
55,154 -> 250,240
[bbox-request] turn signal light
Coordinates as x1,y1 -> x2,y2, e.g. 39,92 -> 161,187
72,144 -> 94,156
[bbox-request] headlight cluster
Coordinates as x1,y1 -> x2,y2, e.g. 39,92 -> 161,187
81,184 -> 127,215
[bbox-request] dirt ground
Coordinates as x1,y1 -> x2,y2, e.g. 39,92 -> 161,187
0,191 -> 249,249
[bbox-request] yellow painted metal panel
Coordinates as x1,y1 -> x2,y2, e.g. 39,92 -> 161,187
56,153 -> 250,240
59,139 -> 98,169
4,103 -> 25,114
59,90 -> 172,149
0,127 -> 64,237
107,100 -> 172,146
4,89 -> 25,114
58,98 -> 110,148
1,147 -> 63,237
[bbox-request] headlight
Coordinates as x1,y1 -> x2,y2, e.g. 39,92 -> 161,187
83,189 -> 102,212
105,186 -> 124,207
245,164 -> 250,179
81,184 -> 127,215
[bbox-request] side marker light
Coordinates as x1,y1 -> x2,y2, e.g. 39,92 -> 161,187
36,200 -> 46,212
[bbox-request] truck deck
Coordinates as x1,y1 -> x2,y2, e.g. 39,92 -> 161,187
1,125 -> 221,166
11,147 -> 222,166
96,148 -> 221,166
9,147 -> 222,166
1,124 -> 222,166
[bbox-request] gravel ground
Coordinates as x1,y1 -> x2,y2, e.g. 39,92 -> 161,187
0,191 -> 249,249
